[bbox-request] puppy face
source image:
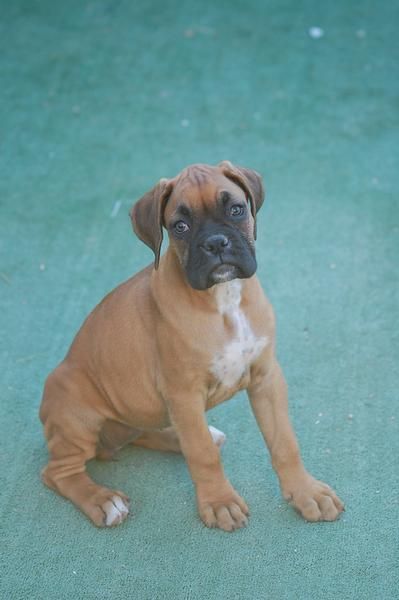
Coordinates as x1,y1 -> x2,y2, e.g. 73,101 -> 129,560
164,170 -> 256,290
131,162 -> 264,290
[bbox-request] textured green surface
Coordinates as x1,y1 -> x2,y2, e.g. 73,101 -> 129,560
1,1 -> 398,598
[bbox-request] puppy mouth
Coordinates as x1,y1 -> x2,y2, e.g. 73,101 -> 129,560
184,231 -> 257,290
208,263 -> 239,286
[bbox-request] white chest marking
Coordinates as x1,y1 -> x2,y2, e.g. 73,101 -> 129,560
211,280 -> 268,388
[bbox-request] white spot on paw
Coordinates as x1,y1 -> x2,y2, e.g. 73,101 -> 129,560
209,425 -> 226,447
103,495 -> 129,526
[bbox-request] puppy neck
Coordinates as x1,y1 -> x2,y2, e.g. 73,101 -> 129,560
211,280 -> 242,315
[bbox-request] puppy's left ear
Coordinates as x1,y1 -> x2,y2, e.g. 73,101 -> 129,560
218,161 -> 265,239
130,178 -> 174,269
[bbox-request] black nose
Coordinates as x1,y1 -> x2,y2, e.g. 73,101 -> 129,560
201,234 -> 231,255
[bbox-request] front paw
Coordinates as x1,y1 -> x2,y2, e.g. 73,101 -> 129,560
282,473 -> 344,522
197,482 -> 249,532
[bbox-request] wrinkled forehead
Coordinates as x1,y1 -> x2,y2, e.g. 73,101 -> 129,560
164,164 -> 247,221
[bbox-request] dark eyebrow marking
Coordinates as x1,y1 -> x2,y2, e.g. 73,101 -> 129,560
219,190 -> 232,204
218,190 -> 245,206
175,203 -> 192,218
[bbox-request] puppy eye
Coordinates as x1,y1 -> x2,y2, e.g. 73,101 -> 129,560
174,220 -> 190,234
230,204 -> 245,217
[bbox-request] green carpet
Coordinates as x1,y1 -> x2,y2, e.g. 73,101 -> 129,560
1,1 -> 398,598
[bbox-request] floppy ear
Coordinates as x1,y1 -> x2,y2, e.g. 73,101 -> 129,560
130,178 -> 173,269
218,161 -> 265,239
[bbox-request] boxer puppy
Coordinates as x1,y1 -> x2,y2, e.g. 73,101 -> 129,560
40,161 -> 344,530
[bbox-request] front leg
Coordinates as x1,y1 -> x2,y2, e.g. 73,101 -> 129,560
167,393 -> 249,532
248,360 -> 344,521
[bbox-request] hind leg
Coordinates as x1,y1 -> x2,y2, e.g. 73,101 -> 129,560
132,425 -> 227,453
42,429 -> 130,527
40,368 -> 130,527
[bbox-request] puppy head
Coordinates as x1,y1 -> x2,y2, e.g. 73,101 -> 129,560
130,161 -> 265,290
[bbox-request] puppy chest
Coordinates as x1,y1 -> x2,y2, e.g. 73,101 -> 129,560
210,281 -> 268,389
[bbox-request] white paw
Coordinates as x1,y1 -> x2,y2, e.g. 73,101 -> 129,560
102,495 -> 130,526
209,425 -> 226,448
